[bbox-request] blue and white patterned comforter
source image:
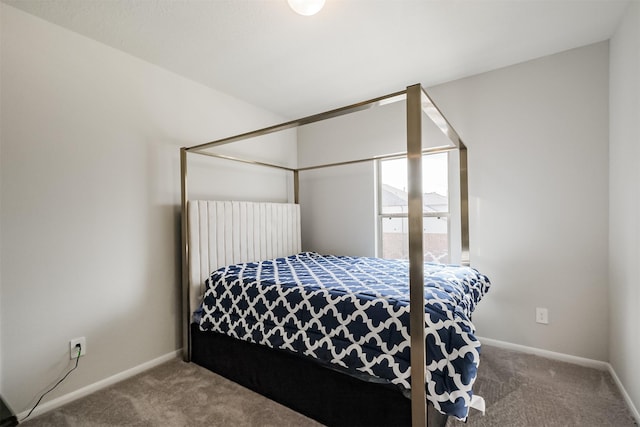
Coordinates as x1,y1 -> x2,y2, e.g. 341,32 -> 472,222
198,252 -> 491,420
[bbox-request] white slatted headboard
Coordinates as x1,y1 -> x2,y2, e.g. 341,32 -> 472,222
187,200 -> 301,316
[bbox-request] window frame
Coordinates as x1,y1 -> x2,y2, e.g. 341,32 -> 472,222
376,152 -> 452,262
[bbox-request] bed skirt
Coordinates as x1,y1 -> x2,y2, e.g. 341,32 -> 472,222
190,323 -> 447,427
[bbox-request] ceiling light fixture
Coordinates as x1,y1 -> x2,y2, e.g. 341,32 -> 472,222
287,0 -> 325,16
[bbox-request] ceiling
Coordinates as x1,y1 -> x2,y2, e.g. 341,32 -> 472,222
3,0 -> 630,119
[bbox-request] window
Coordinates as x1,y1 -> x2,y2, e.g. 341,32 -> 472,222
378,152 -> 450,263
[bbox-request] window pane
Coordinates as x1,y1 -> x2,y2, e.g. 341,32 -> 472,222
380,153 -> 448,214
380,217 -> 449,263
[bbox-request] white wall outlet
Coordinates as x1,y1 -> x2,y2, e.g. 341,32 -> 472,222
69,337 -> 86,359
536,307 -> 549,324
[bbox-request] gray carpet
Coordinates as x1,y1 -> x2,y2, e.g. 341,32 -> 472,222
22,345 -> 637,426
21,358 -> 322,427
447,345 -> 636,426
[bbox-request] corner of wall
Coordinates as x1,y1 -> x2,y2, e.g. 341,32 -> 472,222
608,0 -> 640,420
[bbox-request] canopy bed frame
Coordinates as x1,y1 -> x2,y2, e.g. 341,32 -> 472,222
180,84 -> 477,427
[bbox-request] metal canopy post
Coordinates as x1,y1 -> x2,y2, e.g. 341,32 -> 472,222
459,142 -> 470,266
406,84 -> 427,426
180,147 -> 191,361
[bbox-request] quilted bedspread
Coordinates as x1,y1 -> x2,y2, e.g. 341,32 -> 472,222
198,252 -> 491,420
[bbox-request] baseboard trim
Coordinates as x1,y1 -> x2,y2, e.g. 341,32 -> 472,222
17,349 -> 182,421
477,336 -> 608,370
478,336 -> 639,424
607,363 -> 640,424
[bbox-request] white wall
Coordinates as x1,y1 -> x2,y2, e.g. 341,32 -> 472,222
0,4 -> 293,413
297,99 -> 453,168
299,162 -> 376,257
297,99 -> 455,257
609,0 -> 640,415
297,102 -> 407,257
301,42 -> 610,361
428,42 -> 610,361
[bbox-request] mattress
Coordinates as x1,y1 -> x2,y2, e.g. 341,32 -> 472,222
197,252 -> 491,420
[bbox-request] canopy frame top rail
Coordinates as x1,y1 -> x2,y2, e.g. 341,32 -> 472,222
180,83 -> 470,427
183,86 -> 462,156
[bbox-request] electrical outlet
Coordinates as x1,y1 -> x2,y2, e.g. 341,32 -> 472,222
69,337 -> 86,359
535,308 -> 549,324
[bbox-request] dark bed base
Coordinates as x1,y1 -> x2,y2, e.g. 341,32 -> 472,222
190,324 -> 447,427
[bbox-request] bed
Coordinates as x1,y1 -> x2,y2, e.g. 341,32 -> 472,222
180,84 -> 489,426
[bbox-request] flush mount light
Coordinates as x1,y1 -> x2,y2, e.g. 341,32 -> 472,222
288,0 -> 325,16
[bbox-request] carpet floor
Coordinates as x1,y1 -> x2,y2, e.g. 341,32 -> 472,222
21,345 -> 637,426
446,345 -> 636,427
